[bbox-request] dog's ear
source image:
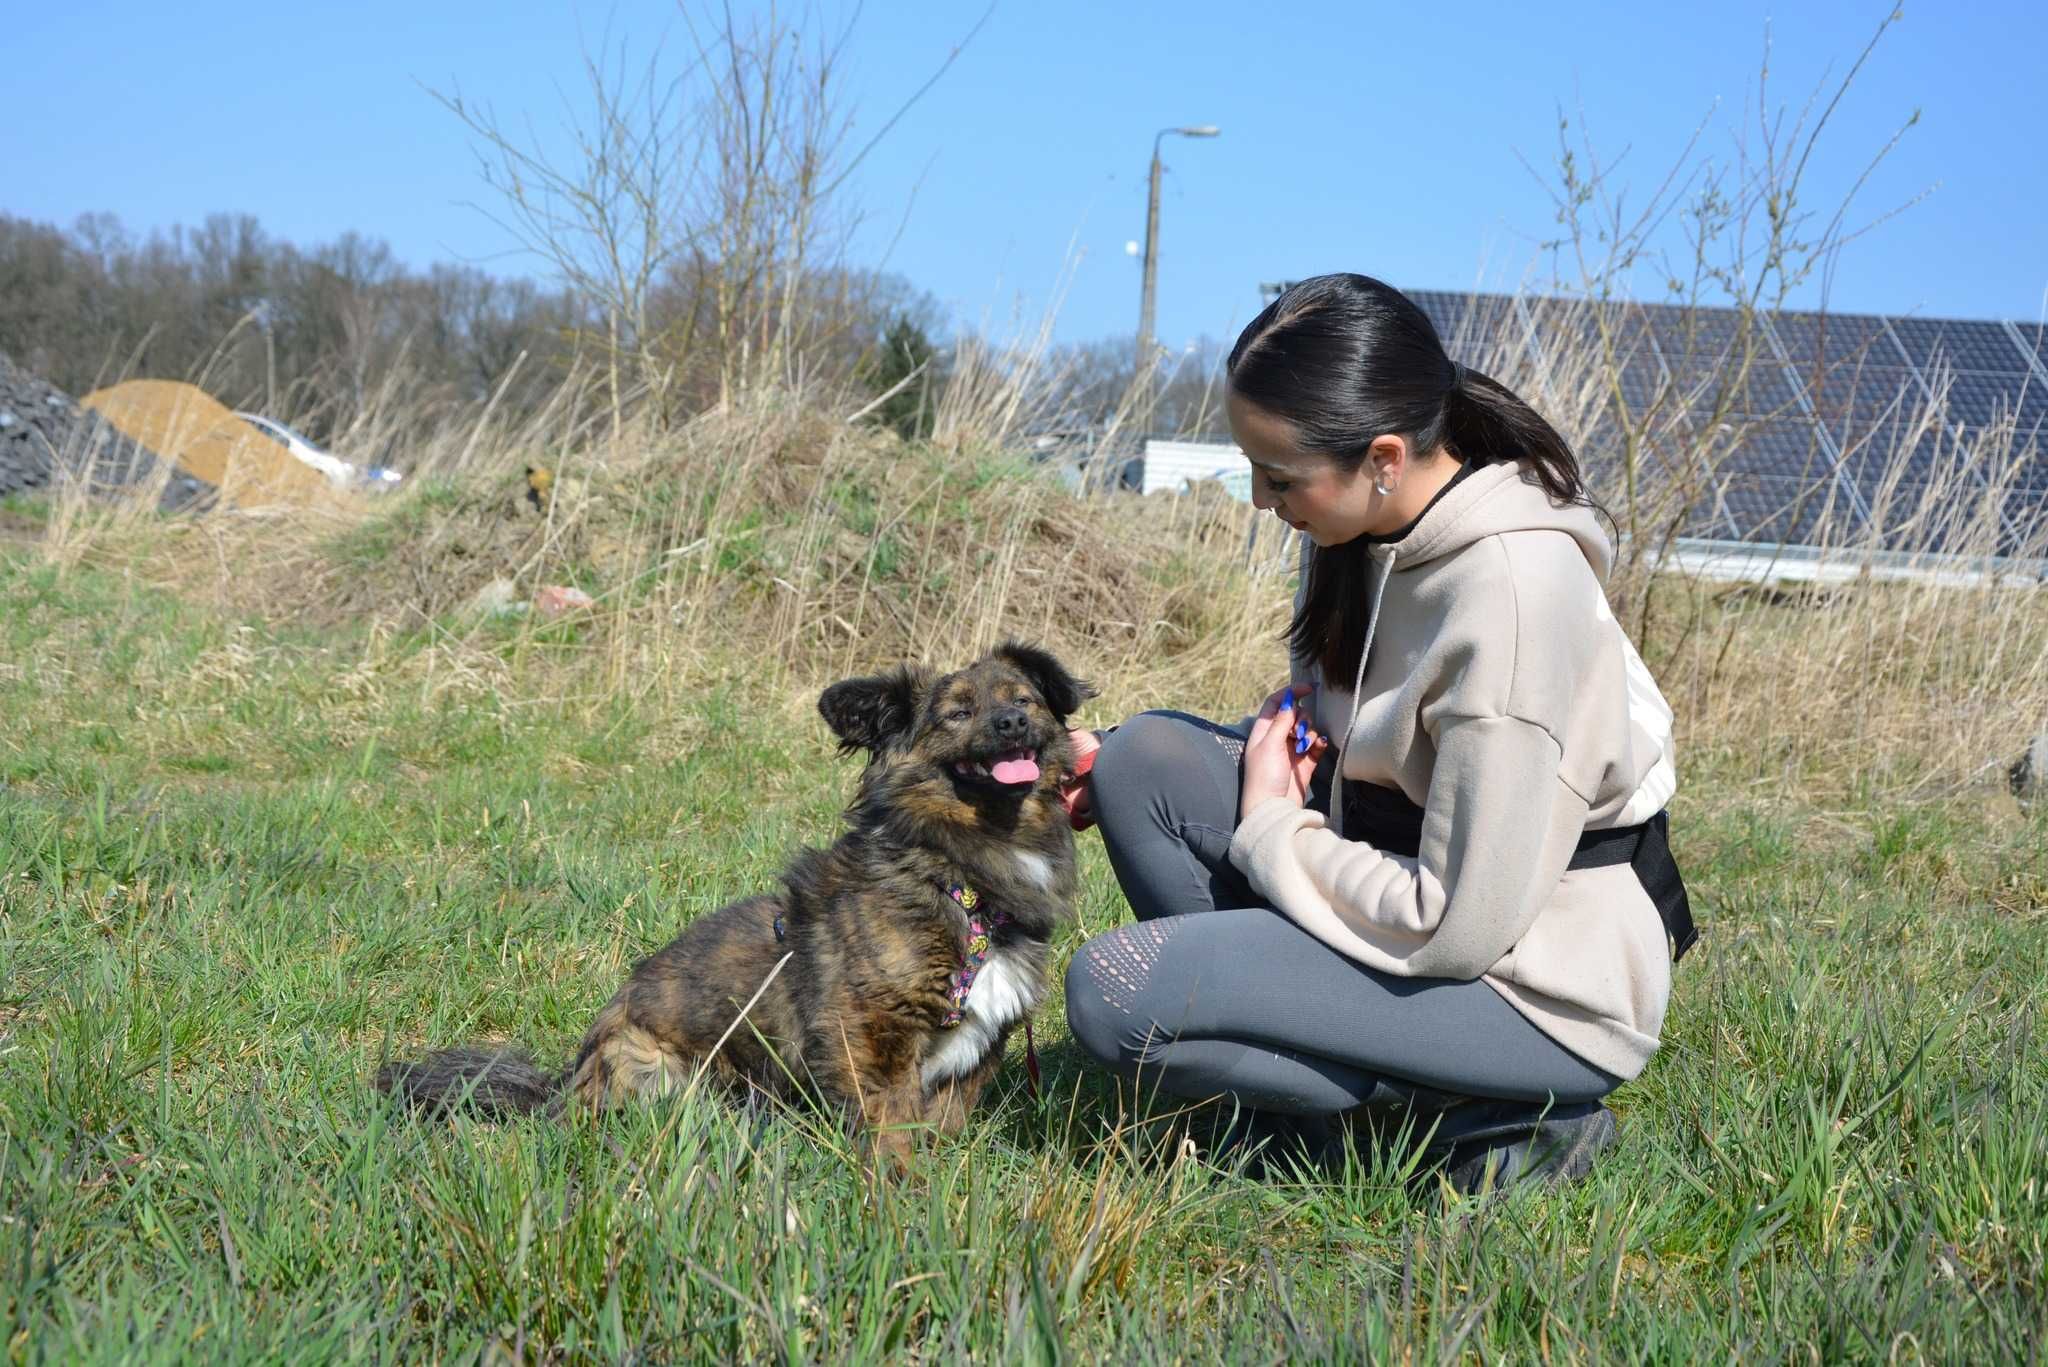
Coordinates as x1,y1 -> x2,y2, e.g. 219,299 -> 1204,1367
818,664 -> 932,759
994,640 -> 1095,723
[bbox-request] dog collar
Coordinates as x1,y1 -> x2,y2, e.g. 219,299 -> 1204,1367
776,883 -> 1019,1042
769,883 -> 1010,979
940,882 -> 1009,1027
938,881 -> 1044,1097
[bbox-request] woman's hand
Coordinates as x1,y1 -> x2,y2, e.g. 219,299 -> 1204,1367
1057,727 -> 1103,831
1240,682 -> 1328,822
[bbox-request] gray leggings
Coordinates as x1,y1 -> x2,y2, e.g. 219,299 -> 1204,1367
1063,711 -> 1620,1115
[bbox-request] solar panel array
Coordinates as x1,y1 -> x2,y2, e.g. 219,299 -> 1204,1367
1402,290 -> 2048,558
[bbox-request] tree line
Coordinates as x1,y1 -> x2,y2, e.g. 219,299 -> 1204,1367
0,208 -> 1231,457
0,210 -> 957,444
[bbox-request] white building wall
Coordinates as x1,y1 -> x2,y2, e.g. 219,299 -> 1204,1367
1140,439 -> 1254,500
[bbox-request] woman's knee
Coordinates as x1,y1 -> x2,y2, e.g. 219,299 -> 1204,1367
1092,710 -> 1232,827
1067,928 -> 1368,1113
1063,930 -> 1175,1072
1062,941 -> 1124,1068
1093,711 -> 1190,796
1065,920 -> 1204,1072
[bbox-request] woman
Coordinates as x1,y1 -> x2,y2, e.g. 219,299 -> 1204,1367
1060,274 -> 1694,1193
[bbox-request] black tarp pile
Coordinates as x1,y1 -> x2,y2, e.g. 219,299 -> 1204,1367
0,353 -> 213,511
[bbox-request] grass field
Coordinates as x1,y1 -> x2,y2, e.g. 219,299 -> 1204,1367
2,542 -> 2044,1364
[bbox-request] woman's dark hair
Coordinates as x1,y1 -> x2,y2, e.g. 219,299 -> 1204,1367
1226,272 -> 1587,680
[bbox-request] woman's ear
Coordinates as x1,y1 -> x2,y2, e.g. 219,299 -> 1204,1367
1367,434 -> 1409,491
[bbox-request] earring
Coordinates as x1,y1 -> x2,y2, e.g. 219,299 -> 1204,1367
1374,475 -> 1395,496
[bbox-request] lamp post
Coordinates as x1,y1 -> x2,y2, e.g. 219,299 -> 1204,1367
1135,124 -> 1219,418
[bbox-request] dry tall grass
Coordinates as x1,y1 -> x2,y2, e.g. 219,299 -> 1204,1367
26,293 -> 2048,809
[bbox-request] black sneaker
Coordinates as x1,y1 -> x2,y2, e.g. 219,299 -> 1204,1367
1421,1099 -> 1618,1197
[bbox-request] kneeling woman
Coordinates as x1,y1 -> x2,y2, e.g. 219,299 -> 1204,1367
1062,274 -> 1694,1192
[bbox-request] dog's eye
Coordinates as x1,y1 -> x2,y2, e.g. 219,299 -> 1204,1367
947,707 -> 972,722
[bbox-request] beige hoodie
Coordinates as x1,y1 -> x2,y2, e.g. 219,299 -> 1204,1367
1228,459 -> 1676,1081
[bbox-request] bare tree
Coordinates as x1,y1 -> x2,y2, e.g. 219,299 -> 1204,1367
431,2 -> 986,426
1519,8 -> 1928,631
434,34 -> 695,432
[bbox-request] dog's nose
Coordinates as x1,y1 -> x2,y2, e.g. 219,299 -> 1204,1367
991,707 -> 1029,741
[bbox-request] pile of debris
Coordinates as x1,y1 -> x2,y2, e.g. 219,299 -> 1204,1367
0,353 -> 214,511
82,379 -> 338,508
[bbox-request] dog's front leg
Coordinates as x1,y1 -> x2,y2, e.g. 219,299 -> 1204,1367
860,1074 -> 930,1175
924,1052 -> 1002,1136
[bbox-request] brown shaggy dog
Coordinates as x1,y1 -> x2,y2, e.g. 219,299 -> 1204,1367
378,642 -> 1091,1164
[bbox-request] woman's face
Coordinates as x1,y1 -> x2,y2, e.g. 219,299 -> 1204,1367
1226,388 -> 1384,546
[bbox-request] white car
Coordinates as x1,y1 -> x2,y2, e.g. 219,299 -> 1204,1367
235,412 -> 403,492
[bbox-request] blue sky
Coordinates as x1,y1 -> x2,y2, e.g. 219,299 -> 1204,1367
8,2 -> 2045,351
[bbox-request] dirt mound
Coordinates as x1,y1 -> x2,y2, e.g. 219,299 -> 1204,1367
81,380 -> 337,509
235,409 -> 1273,706
0,353 -> 214,511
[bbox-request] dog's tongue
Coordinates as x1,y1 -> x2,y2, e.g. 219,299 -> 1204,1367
992,752 -> 1041,785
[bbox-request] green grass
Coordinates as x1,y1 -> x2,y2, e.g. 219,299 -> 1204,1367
1,553 -> 2044,1362
0,494 -> 51,526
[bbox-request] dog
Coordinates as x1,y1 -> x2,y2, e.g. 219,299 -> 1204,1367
378,642 -> 1092,1164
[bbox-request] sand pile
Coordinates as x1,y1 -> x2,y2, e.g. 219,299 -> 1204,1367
82,380 -> 338,509
0,353 -> 214,511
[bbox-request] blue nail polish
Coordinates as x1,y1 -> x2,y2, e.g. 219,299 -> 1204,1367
1281,687 -> 1294,713
1294,720 -> 1310,754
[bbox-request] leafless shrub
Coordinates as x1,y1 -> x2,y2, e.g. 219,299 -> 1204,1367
433,3 -> 983,430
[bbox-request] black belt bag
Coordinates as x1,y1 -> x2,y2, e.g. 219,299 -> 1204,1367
1341,783 -> 1699,962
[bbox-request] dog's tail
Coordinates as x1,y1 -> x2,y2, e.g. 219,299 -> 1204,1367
377,1046 -> 561,1119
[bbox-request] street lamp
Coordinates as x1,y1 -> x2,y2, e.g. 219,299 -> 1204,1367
1135,125 -> 1220,402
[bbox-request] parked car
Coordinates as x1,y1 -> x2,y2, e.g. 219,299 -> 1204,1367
234,412 -> 404,492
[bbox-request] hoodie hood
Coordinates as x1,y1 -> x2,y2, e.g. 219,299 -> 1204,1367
1379,460 -> 1612,582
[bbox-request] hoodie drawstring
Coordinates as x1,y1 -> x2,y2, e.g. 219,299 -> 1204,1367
1329,545 -> 1395,841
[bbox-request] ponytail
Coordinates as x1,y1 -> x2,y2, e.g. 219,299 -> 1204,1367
1440,365 -> 1585,506
1228,274 -> 1591,681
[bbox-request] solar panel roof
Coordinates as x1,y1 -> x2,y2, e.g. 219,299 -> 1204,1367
1398,288 -> 2047,558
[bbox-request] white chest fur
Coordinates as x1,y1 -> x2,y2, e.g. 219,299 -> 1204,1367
1013,850 -> 1055,890
920,945 -> 1044,1090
